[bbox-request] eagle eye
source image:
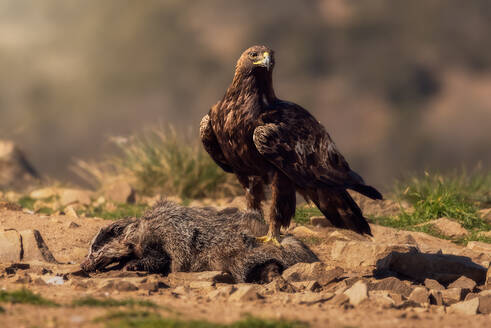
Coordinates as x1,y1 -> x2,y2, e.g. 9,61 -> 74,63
249,51 -> 258,58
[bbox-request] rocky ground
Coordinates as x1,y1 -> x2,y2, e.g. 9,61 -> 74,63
0,196 -> 490,328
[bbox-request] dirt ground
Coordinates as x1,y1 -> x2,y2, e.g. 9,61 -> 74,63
0,207 -> 490,328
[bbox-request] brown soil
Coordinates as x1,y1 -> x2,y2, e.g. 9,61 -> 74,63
0,208 -> 490,328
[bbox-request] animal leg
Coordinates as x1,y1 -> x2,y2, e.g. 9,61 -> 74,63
257,171 -> 295,246
237,175 -> 265,213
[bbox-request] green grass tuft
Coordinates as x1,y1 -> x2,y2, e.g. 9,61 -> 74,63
97,312 -> 308,328
293,206 -> 322,225
72,297 -> 157,308
83,203 -> 148,220
17,196 -> 36,210
0,289 -> 58,306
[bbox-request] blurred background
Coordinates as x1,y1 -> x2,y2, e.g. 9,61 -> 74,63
1,0 -> 490,190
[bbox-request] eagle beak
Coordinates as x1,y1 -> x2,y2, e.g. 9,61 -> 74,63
253,52 -> 272,71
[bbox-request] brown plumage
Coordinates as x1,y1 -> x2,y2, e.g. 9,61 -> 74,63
200,45 -> 382,243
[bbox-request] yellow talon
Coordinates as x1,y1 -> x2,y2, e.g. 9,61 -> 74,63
256,235 -> 282,247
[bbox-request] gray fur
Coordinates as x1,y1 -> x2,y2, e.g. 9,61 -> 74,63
81,201 -> 318,283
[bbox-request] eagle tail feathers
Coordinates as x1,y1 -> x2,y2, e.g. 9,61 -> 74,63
349,184 -> 383,200
311,188 -> 372,236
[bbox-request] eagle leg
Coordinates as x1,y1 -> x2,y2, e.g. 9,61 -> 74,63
237,175 -> 265,214
256,171 -> 296,247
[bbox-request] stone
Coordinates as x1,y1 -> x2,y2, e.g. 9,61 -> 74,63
19,230 -> 57,263
139,280 -> 168,292
369,291 -> 396,308
448,276 -> 476,291
478,208 -> 491,223
103,179 -> 135,204
168,271 -> 234,285
282,262 -> 327,282
330,240 -> 418,268
424,278 -> 445,291
229,285 -> 260,302
467,241 -> 491,254
408,287 -> 429,305
441,288 -> 465,305
66,221 -> 81,229
429,290 -> 443,306
368,277 -> 414,297
448,297 -> 479,315
431,217 -> 468,237
291,226 -> 320,238
59,188 -> 93,206
295,292 -> 334,305
309,216 -> 332,227
386,251 -> 487,285
329,293 -> 349,307
0,140 -> 39,190
265,277 -> 296,293
115,281 -> 138,291
478,295 -> 491,314
64,206 -> 79,219
0,230 -> 21,262
30,188 -> 57,200
344,281 -> 368,306
207,285 -> 236,300
189,281 -> 214,289
15,273 -> 32,284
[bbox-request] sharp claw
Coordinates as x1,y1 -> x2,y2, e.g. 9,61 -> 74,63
256,235 -> 282,247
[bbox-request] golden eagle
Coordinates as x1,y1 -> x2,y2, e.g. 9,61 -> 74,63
200,45 -> 382,245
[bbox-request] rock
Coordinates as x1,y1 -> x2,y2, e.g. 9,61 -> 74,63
115,281 -> 138,291
30,188 -> 57,200
424,278 -> 445,291
168,271 -> 234,285
467,241 -> 491,254
207,286 -> 236,300
429,290 -> 443,306
448,276 -> 476,291
139,280 -> 168,292
172,286 -> 189,295
295,292 -> 334,305
478,208 -> 491,223
309,216 -> 332,227
487,265 -> 491,286
15,273 -> 32,284
229,285 -> 260,302
265,277 -> 296,293
329,293 -> 349,307
189,281 -> 214,289
0,201 -> 22,211
0,230 -> 21,262
478,295 -> 491,314
64,205 -> 79,219
344,281 -> 368,306
0,140 -> 39,190
385,251 -> 487,285
59,188 -> 93,206
331,240 -> 418,268
431,217 -> 468,237
441,288 -> 465,305
368,277 -> 414,297
66,221 -> 80,229
408,287 -> 429,305
306,280 -> 322,292
103,179 -> 135,204
33,277 -> 48,286
291,226 -> 320,238
448,297 -> 479,315
282,262 -> 326,282
19,230 -> 57,263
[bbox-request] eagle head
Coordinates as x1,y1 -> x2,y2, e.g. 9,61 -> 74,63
236,45 -> 275,75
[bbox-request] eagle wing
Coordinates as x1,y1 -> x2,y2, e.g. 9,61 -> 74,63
200,113 -> 234,173
253,104 -> 382,199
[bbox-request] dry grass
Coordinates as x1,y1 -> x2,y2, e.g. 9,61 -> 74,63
73,127 -> 242,200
